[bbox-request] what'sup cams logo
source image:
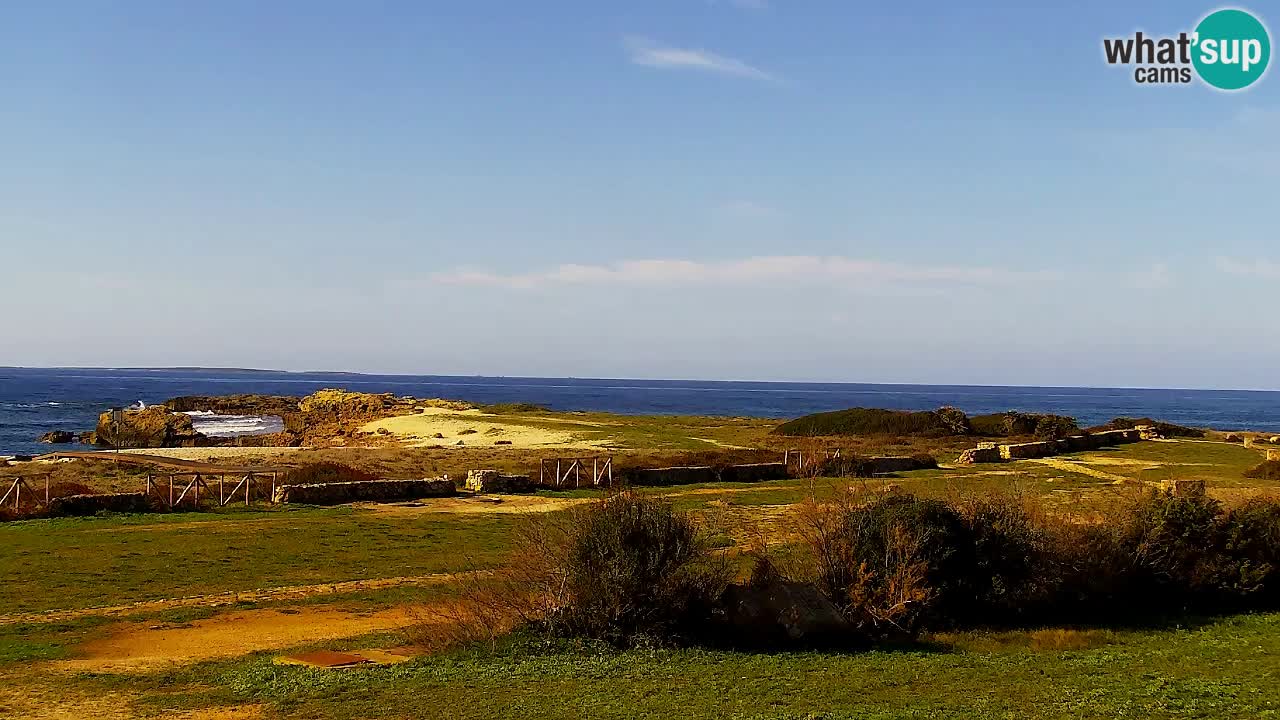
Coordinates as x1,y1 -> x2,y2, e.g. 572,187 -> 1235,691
1103,8 -> 1270,90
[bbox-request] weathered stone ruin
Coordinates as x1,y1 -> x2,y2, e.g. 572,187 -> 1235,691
1268,449 -> 1280,462
272,478 -> 455,505
957,428 -> 1143,465
465,469 -> 534,493
47,492 -> 152,516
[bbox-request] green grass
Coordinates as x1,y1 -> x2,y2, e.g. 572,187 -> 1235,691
0,505 -> 516,615
62,612 -> 1280,719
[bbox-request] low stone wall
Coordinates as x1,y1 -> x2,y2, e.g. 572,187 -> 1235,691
47,492 -> 151,516
719,462 -> 789,483
272,478 -> 455,505
958,428 -> 1145,465
466,469 -> 534,493
629,466 -> 720,486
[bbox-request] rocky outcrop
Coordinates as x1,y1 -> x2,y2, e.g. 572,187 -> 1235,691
38,430 -> 76,444
47,492 -> 151,516
465,469 -> 534,493
272,478 -> 455,505
1268,449 -> 1280,462
93,407 -> 208,449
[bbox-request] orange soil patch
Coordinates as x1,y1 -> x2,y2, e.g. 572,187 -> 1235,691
0,572 -> 473,626
362,496 -> 591,516
55,604 -> 437,673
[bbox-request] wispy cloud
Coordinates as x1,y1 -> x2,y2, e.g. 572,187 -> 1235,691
624,36 -> 776,81
1131,262 -> 1174,290
1217,257 -> 1280,279
431,256 -> 1032,290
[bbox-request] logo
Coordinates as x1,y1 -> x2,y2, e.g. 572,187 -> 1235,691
1103,7 -> 1270,90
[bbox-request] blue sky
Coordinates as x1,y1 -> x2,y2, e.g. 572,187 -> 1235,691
2,1 -> 1277,388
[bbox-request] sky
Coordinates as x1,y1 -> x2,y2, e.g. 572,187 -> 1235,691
2,1 -> 1278,388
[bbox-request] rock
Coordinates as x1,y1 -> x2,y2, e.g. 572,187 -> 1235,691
93,406 -> 208,448
78,431 -> 97,445
1270,436 -> 1280,445
957,446 -> 1002,464
455,440 -> 465,446
1225,434 -> 1244,443
1268,449 -> 1280,462
493,440 -> 512,445
433,433 -> 445,439
717,577 -> 852,648
38,430 -> 76,444
465,469 -> 533,493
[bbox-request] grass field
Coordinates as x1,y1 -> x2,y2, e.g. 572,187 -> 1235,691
1,434 -> 1278,718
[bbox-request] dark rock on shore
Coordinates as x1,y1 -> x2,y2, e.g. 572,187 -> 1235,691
38,430 -> 76,444
165,394 -> 301,416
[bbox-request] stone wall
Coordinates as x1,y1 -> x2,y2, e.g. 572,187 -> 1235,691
958,428 -> 1144,465
718,462 -> 790,483
272,478 -> 455,505
47,492 -> 151,516
466,469 -> 535,493
629,466 -> 720,486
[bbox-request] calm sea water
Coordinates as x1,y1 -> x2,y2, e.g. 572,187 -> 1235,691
2,367 -> 1278,456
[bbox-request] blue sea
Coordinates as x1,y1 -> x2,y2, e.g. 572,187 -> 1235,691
2,367 -> 1278,456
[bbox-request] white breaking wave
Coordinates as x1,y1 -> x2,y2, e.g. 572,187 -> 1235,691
183,412 -> 285,438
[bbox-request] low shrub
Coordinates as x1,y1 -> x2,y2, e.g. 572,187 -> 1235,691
528,493 -> 731,646
1090,417 -> 1205,438
957,495 -> 1047,618
1119,491 -> 1224,604
803,493 -> 977,637
279,462 -> 378,485
1217,499 -> 1280,602
969,412 -> 1078,439
1244,460 -> 1280,481
774,408 -> 955,438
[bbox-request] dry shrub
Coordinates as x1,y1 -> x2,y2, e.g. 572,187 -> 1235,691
412,492 -> 731,651
279,462 -> 378,485
1244,460 -> 1280,481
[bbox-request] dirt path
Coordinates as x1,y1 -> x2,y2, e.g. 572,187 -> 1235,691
0,572 -> 475,626
1028,458 -> 1133,483
54,605 -> 429,673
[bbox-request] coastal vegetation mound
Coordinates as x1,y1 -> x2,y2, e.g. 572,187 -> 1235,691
774,406 -> 1078,439
1090,417 -> 1206,438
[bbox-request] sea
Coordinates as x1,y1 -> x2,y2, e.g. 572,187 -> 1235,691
2,367 -> 1278,456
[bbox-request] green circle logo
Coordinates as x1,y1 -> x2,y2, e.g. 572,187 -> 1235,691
1193,9 -> 1271,90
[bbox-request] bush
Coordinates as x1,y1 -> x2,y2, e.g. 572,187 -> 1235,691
969,412 -> 1078,439
1091,417 -> 1205,438
1244,460 -> 1280,481
1218,499 -> 1280,602
1118,491 -> 1224,604
803,494 -> 977,637
774,408 -> 955,437
957,496 -> 1046,618
550,493 -> 730,646
280,462 -> 378,485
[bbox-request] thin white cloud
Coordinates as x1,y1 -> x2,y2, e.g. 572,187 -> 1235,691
624,36 -> 776,82
1131,262 -> 1174,290
431,256 -> 1031,290
1217,257 -> 1280,279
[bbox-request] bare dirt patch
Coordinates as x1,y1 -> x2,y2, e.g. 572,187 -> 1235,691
363,496 -> 591,516
54,605 -> 430,673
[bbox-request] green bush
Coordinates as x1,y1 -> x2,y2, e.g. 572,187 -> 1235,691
1244,460 -> 1280,481
552,493 -> 730,646
959,496 -> 1047,617
1119,491 -> 1224,603
1218,499 -> 1280,601
969,412 -> 1078,439
1091,417 -> 1205,438
774,408 -> 955,437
